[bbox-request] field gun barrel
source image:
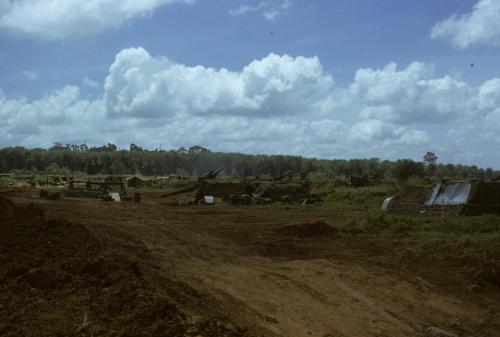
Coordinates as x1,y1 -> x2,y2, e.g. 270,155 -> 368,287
203,167 -> 223,180
161,185 -> 197,198
273,170 -> 293,181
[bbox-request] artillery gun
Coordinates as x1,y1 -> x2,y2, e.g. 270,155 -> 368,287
161,168 -> 224,203
272,170 -> 293,181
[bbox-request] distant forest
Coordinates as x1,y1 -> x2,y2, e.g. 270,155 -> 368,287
0,143 -> 498,182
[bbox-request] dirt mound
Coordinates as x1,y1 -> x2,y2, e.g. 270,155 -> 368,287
253,183 -> 309,202
469,181 -> 500,205
275,221 -> 337,238
0,195 -> 15,219
0,198 -> 253,337
394,185 -> 432,204
203,182 -> 249,202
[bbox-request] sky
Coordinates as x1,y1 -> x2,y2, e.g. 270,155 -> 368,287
0,0 -> 500,168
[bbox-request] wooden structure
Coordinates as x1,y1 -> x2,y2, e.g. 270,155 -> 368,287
126,175 -> 153,188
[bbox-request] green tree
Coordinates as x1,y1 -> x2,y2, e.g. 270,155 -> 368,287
423,152 -> 438,176
392,159 -> 425,182
44,162 -> 61,175
109,159 -> 127,175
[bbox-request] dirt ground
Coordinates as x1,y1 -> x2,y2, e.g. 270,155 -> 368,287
1,188 -> 499,337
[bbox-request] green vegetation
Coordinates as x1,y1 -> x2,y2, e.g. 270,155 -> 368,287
320,185 -> 400,211
334,212 -> 500,282
317,185 -> 499,286
0,144 -> 497,181
0,176 -> 15,187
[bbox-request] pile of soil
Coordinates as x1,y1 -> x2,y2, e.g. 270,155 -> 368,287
0,197 -> 252,337
469,181 -> 500,205
0,196 -> 16,218
253,183 -> 309,202
274,221 -> 337,238
394,185 -> 433,204
203,182 -> 250,202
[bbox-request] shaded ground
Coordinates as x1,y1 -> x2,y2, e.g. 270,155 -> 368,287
1,188 -> 499,337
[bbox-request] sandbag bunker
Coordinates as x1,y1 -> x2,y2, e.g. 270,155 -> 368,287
381,180 -> 500,215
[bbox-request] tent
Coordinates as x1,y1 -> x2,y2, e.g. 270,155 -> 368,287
425,182 -> 471,205
382,181 -> 500,215
126,175 -> 153,188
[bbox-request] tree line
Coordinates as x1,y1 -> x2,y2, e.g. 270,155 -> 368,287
0,144 -> 497,182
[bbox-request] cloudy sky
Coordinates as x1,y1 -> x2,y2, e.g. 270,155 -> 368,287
1,0 -> 500,167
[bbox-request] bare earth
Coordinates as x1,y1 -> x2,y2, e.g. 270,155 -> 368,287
2,189 -> 499,337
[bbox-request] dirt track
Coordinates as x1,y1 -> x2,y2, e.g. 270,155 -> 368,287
2,190 -> 500,337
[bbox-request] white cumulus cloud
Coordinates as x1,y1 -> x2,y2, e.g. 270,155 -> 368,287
262,10 -> 280,20
431,0 -> 500,48
104,47 -> 335,118
0,86 -> 104,145
350,119 -> 428,145
82,76 -> 100,88
478,78 -> 500,110
0,0 -> 193,39
229,1 -> 293,21
348,62 -> 477,124
2,47 -> 500,166
21,70 -> 40,81
229,2 -> 266,16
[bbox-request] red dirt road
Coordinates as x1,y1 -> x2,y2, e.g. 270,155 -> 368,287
2,191 -> 499,337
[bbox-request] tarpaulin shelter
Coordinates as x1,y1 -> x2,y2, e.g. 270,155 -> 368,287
382,181 -> 500,215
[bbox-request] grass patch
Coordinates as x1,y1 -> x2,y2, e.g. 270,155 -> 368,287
164,179 -> 197,189
320,185 -> 399,211
405,231 -> 500,256
321,182 -> 500,243
336,211 -> 500,235
0,176 -> 15,187
335,211 -> 500,264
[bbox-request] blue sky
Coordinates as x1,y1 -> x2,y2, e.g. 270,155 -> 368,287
1,0 -> 500,168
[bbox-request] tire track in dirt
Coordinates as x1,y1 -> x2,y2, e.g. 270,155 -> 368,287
173,257 -> 495,337
36,198 -> 499,337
